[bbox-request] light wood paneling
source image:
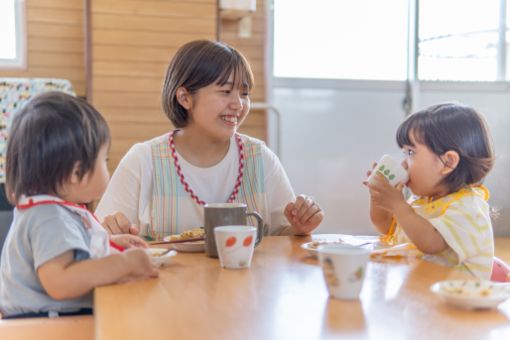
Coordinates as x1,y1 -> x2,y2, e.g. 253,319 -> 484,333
4,0 -> 269,173
91,0 -> 217,171
1,0 -> 86,97
220,3 -> 268,140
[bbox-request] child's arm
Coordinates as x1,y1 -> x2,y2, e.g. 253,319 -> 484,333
392,203 -> 448,253
37,248 -> 158,300
368,174 -> 447,254
369,200 -> 393,235
366,173 -> 396,234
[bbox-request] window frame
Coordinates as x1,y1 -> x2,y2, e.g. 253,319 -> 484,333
0,0 -> 27,70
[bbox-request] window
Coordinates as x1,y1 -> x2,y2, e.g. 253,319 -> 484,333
0,0 -> 26,69
419,0 -> 503,81
273,0 -> 409,80
273,0 -> 510,82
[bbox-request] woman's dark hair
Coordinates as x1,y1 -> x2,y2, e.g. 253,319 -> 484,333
6,91 -> 110,204
396,103 -> 495,193
161,40 -> 254,127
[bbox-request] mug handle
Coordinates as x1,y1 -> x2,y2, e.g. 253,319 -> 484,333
246,211 -> 264,246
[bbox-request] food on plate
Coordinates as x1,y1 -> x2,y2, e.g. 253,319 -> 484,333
148,248 -> 170,257
440,280 -> 495,298
307,239 -> 345,250
167,227 -> 204,241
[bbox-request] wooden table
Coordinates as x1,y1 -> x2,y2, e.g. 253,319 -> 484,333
94,236 -> 510,340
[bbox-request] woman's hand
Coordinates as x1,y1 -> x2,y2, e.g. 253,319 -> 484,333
111,234 -> 148,249
284,194 -> 323,235
102,212 -> 139,235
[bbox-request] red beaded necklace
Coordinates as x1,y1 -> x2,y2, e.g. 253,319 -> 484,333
169,130 -> 245,205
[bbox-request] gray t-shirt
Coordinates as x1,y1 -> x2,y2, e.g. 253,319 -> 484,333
0,204 -> 93,317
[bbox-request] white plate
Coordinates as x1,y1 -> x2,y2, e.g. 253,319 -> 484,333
301,235 -> 379,256
146,248 -> 177,267
301,241 -> 345,256
430,280 -> 510,310
163,234 -> 206,253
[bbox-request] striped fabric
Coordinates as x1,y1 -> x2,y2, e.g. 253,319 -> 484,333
149,132 -> 265,240
391,185 -> 494,279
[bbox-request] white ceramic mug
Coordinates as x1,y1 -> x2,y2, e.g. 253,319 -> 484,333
367,154 -> 408,186
318,244 -> 370,300
214,226 -> 257,269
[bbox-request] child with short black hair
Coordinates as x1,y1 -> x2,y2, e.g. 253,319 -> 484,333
0,92 -> 158,319
367,103 -> 495,279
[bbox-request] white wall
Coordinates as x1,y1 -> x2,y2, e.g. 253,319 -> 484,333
271,79 -> 510,236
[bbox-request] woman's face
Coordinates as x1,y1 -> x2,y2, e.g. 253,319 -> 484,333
184,72 -> 251,142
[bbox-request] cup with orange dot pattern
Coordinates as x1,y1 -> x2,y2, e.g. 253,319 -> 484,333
214,226 -> 257,269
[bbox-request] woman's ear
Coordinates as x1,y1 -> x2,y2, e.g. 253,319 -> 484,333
441,150 -> 460,175
176,87 -> 192,110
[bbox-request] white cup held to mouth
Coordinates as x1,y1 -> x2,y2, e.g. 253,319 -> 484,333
367,154 -> 408,187
318,244 -> 370,300
214,226 -> 257,269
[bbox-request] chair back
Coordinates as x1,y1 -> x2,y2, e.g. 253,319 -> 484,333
0,78 -> 75,183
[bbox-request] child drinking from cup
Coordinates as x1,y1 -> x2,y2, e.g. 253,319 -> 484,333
95,40 -> 324,239
0,92 -> 158,319
366,103 -> 495,279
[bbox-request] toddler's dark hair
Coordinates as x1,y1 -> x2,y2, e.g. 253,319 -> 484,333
6,92 -> 110,203
396,103 -> 494,193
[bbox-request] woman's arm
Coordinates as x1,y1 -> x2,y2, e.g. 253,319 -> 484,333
37,249 -> 158,300
261,145 -> 323,235
96,143 -> 151,234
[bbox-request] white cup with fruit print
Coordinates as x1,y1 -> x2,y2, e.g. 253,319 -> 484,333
214,226 -> 257,269
367,154 -> 408,186
318,244 -> 370,299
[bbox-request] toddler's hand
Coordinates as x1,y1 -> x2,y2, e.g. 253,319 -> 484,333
367,173 -> 407,213
284,194 -> 323,235
363,162 -> 378,184
124,248 -> 159,279
102,212 -> 139,235
111,234 -> 148,249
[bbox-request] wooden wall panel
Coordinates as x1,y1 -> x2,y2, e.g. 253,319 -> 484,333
2,0 -> 268,173
219,3 -> 267,142
0,0 -> 86,97
91,0 -> 217,171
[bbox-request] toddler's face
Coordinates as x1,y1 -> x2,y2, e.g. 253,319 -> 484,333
401,133 -> 449,199
75,144 -> 110,203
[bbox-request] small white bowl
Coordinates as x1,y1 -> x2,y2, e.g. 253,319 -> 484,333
146,248 -> 177,267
